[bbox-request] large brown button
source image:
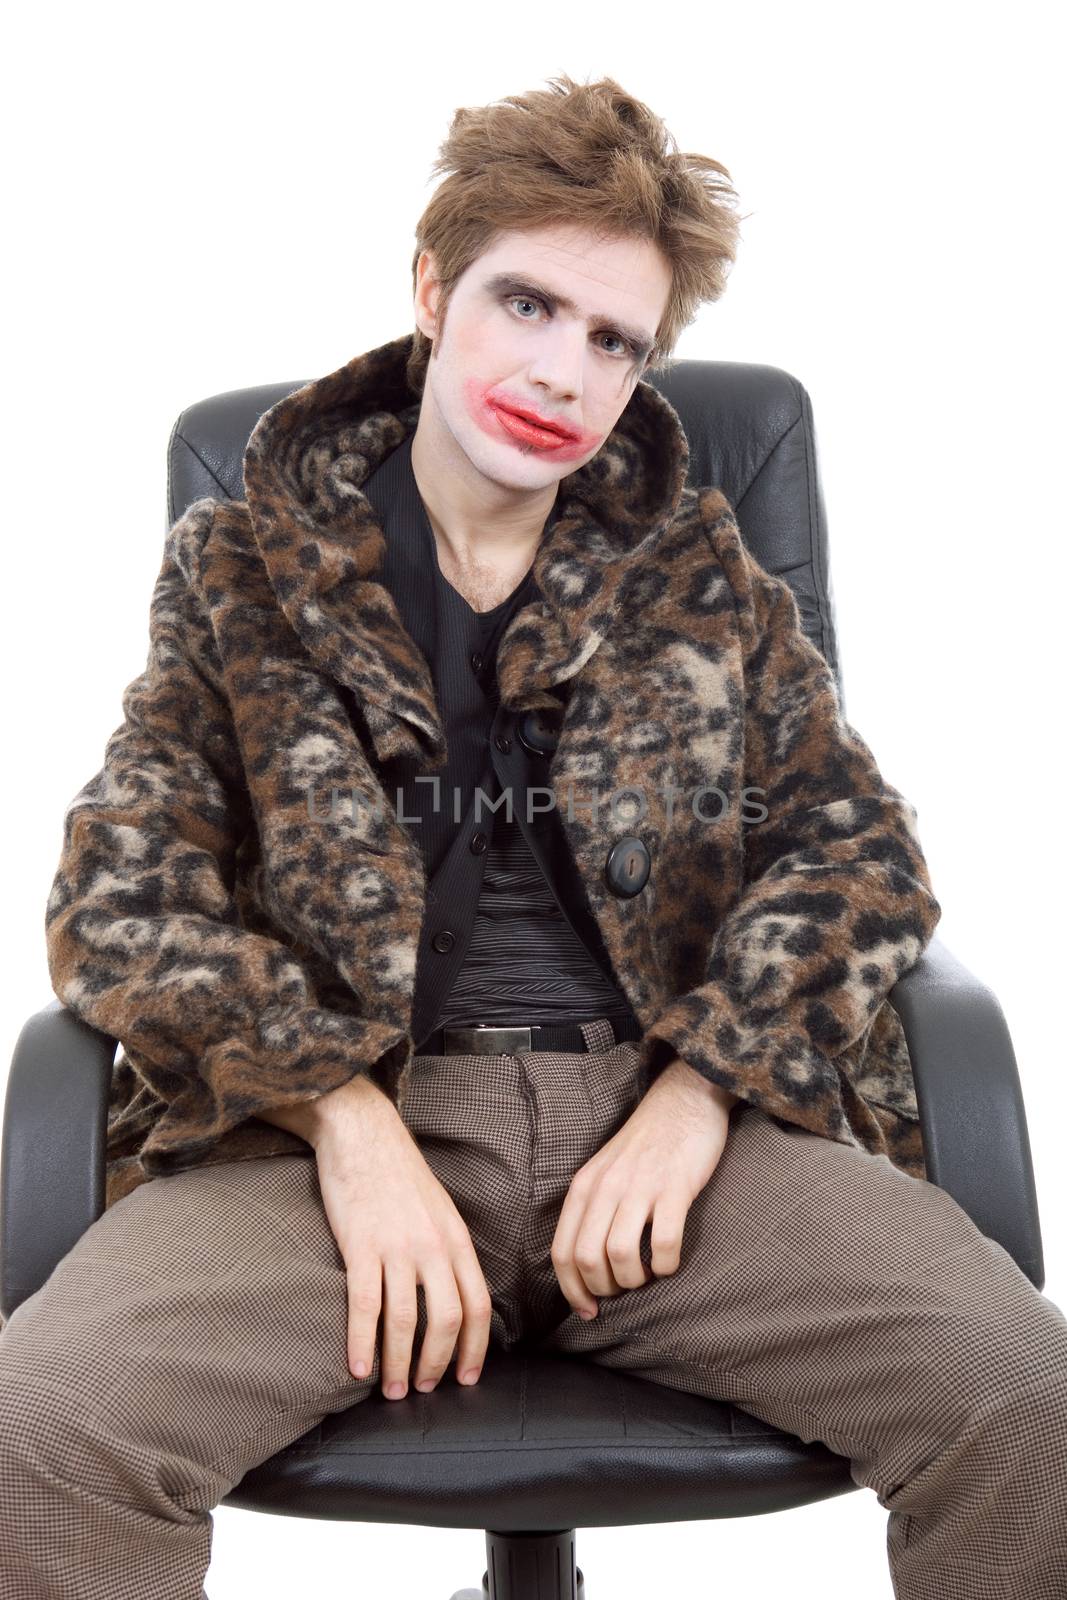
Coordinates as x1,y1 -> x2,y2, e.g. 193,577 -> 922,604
605,836 -> 651,897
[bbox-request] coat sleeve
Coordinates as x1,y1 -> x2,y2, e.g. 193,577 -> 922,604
44,500 -> 408,1179
641,512 -> 942,1147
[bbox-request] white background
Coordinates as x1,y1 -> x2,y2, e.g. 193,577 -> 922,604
3,2 -> 1064,1595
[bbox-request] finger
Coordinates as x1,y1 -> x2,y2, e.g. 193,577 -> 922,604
573,1184 -> 631,1298
380,1258 -> 419,1399
450,1241 -> 494,1385
550,1180 -> 600,1315
604,1193 -> 658,1289
346,1256 -> 384,1381
411,1253 -> 465,1394
648,1190 -> 688,1277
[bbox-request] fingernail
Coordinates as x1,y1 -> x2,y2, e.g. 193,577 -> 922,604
459,1368 -> 481,1385
387,1381 -> 406,1399
416,1379 -> 436,1393
352,1360 -> 368,1378
579,1307 -> 597,1320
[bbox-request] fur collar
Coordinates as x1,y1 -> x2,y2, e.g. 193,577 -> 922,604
240,331 -> 690,771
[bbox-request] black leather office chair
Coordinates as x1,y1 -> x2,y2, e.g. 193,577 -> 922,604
2,354 -> 1045,1599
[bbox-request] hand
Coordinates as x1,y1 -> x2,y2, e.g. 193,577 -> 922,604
550,1058 -> 737,1318
311,1081 -> 494,1401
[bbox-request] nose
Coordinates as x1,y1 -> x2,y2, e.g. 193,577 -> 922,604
526,323 -> 584,403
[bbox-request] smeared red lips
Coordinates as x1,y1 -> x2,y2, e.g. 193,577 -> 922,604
464,378 -> 600,459
492,400 -> 577,440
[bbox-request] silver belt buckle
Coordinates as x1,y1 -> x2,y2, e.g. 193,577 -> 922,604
441,1025 -> 534,1056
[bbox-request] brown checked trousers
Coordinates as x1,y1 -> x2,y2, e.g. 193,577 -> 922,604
2,1018 -> 1066,1598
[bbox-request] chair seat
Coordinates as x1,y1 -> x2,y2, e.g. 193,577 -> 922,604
223,1352 -> 856,1528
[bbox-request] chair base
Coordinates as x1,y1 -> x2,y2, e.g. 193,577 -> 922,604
449,1529 -> 585,1599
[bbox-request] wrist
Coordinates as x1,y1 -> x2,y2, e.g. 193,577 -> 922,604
259,1072 -> 392,1147
657,1056 -> 739,1112
258,1096 -> 328,1146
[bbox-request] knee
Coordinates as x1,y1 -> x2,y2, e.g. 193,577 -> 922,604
1006,1365 -> 1067,1452
903,1363 -> 1067,1511
0,1368 -> 102,1495
0,1288 -> 154,1484
909,1276 -> 1067,1441
0,1360 -> 214,1538
1,1290 -> 117,1417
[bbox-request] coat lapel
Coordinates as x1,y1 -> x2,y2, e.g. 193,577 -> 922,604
241,332 -> 691,770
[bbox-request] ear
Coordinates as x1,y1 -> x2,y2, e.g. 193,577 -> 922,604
413,249 -> 441,341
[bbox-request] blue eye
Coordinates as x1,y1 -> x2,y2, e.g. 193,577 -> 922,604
505,294 -> 634,357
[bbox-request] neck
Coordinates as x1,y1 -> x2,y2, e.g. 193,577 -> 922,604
408,390 -> 558,589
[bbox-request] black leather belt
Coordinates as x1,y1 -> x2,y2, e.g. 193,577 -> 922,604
416,1014 -> 643,1057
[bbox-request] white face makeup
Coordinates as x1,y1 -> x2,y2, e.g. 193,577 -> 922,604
411,223 -> 672,510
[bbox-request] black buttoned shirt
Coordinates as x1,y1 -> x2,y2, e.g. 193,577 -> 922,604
363,435 -> 638,1049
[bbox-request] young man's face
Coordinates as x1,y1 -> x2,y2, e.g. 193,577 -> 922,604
412,222 -> 673,493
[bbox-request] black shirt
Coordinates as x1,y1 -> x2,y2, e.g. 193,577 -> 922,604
363,435 -> 637,1049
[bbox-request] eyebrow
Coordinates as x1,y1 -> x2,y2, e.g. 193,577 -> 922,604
481,272 -> 656,358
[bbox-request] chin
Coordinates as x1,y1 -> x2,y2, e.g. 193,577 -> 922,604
462,426 -> 578,489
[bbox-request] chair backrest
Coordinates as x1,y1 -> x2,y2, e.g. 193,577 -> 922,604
166,355 -> 846,711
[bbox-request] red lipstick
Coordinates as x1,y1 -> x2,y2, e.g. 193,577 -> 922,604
492,403 -> 571,450
465,379 -> 601,461
493,397 -> 579,439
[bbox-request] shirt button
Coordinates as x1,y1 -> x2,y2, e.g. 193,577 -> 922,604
470,651 -> 484,673
431,930 -> 456,953
469,831 -> 489,854
494,732 -> 511,753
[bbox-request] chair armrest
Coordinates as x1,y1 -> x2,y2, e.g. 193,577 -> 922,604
1,1000 -> 115,1323
886,936 -> 1044,1291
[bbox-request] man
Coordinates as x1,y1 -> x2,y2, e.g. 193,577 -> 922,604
3,74 -> 1065,1599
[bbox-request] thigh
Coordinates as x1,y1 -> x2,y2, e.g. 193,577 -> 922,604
540,1102 -> 1067,1500
399,1048 -> 532,1348
0,1152 -> 384,1504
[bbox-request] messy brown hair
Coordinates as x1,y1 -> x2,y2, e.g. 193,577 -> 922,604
407,73 -> 746,396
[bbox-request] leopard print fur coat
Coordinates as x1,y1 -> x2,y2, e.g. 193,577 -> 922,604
44,332 -> 941,1209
